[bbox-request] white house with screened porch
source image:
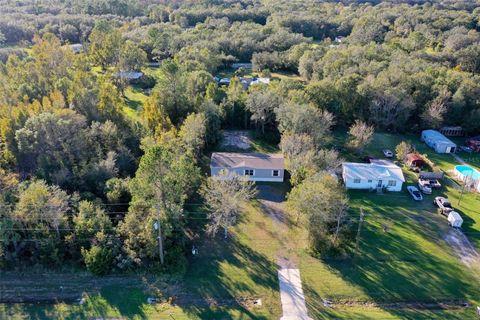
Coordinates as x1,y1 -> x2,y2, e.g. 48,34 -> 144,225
210,152 -> 285,182
342,161 -> 405,192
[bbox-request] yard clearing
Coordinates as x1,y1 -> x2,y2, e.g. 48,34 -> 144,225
221,130 -> 252,150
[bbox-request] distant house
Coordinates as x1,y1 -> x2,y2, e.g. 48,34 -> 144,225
239,77 -> 252,89
239,77 -> 270,89
210,152 -> 285,182
218,78 -> 231,86
113,71 -> 144,81
406,153 -> 425,168
251,77 -> 270,86
231,62 -> 253,70
69,43 -> 83,54
334,36 -> 346,43
421,130 -> 457,153
147,62 -> 161,68
342,161 -> 405,192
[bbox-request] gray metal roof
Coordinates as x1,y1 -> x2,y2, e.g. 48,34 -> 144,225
422,130 -> 456,146
343,161 -> 405,182
211,152 -> 285,170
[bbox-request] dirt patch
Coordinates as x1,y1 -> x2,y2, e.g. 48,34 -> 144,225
221,131 -> 252,150
444,229 -> 480,269
173,295 -> 262,310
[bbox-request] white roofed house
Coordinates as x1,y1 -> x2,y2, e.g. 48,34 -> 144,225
342,161 -> 405,192
210,152 -> 285,182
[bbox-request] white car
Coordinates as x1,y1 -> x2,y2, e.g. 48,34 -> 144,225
407,186 -> 423,201
383,149 -> 394,158
418,180 -> 432,194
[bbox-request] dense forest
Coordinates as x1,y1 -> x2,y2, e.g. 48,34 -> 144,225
1,0 -> 480,274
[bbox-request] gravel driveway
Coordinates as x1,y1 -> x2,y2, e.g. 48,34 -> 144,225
444,229 -> 480,269
257,184 -> 312,320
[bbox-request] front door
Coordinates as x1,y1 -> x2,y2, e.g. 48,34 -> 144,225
377,180 -> 383,188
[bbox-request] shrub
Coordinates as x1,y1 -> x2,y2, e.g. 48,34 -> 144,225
82,245 -> 113,276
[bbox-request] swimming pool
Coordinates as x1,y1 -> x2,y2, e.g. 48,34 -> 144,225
455,165 -> 480,180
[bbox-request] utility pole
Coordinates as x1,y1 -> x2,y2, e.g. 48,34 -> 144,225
155,204 -> 164,265
458,171 -> 473,207
354,208 -> 365,262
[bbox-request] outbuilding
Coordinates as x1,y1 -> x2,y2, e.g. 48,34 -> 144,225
421,130 -> 457,154
342,161 -> 405,192
406,153 -> 425,168
210,152 -> 285,182
448,211 -> 463,228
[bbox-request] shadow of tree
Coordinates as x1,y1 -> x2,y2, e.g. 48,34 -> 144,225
176,235 -> 279,319
302,195 -> 479,319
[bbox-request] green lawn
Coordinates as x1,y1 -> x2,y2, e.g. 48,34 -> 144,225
123,85 -> 148,121
299,131 -> 480,319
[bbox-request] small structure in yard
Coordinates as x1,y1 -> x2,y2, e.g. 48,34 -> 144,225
440,126 -> 464,137
466,136 -> 480,152
448,211 -> 463,228
69,43 -> 83,54
421,130 -> 457,154
239,77 -> 270,89
210,152 -> 285,182
406,153 -> 425,168
342,161 -> 405,192
218,78 -> 231,86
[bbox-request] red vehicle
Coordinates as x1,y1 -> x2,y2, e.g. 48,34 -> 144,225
466,136 -> 480,152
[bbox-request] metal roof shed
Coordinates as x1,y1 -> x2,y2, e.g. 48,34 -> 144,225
421,130 -> 457,154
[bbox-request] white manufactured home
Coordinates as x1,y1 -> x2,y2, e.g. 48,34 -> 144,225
210,152 -> 285,182
342,161 -> 405,192
421,130 -> 457,154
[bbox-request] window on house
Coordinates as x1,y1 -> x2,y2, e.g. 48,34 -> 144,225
368,179 -> 372,183
272,170 -> 279,177
244,169 -> 254,176
388,180 -> 396,187
353,178 -> 361,183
